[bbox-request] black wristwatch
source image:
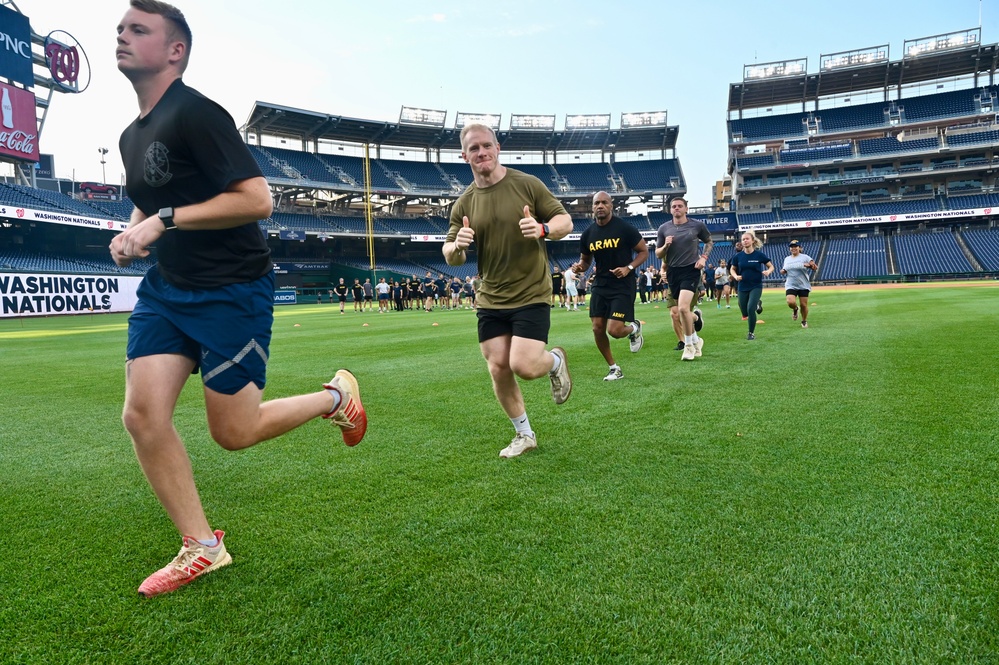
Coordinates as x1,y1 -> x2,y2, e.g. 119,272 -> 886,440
159,207 -> 176,230
539,223 -> 550,238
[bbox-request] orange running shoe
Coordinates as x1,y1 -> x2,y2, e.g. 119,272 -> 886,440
322,369 -> 367,446
138,530 -> 232,597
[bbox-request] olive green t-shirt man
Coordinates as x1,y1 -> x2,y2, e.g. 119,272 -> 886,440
448,169 -> 567,309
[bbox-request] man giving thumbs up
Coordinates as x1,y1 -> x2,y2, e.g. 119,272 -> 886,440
445,123 -> 574,458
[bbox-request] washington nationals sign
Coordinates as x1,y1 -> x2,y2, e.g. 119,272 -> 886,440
44,30 -> 90,94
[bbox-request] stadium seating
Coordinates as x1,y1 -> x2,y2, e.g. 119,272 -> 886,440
858,198 -> 938,216
735,153 -> 776,169
857,136 -> 940,156
0,250 -> 151,275
961,228 -> 999,270
260,146 -> 342,184
81,197 -> 134,220
892,232 -> 974,274
436,162 -> 474,190
248,145 -> 294,180
947,129 -> 999,148
901,89 -> 978,123
0,183 -> 102,216
507,163 -> 559,192
270,212 -> 339,233
554,162 -> 615,191
821,236 -> 888,281
379,217 -> 447,235
815,104 -> 888,133
736,210 -> 777,225
946,192 -> 999,210
377,158 -> 451,192
781,205 -> 854,221
729,114 -> 806,142
612,160 -> 683,191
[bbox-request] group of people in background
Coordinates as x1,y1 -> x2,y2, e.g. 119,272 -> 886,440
324,273 -> 481,313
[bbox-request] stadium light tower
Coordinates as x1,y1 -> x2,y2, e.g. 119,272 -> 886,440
98,147 -> 108,184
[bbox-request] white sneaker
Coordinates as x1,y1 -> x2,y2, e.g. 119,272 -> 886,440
549,347 -> 572,404
500,432 -> 537,458
628,320 -> 644,353
603,366 -> 624,381
681,344 -> 696,361
693,337 -> 703,357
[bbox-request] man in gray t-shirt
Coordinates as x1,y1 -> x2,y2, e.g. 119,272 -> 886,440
654,197 -> 712,361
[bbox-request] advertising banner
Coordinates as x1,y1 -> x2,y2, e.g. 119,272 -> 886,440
0,6 -> 33,87
0,273 -> 142,317
274,290 -> 297,305
0,203 -> 129,231
740,206 -> 999,231
0,81 -> 38,161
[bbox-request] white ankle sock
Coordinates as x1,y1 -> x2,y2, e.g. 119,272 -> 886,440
511,412 -> 532,436
325,389 -> 342,413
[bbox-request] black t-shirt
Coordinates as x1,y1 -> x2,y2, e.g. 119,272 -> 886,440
551,271 -> 564,293
335,284 -> 348,299
119,79 -> 271,289
579,215 -> 643,294
352,284 -> 363,299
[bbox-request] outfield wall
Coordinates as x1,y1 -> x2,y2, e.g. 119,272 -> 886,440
0,273 -> 141,317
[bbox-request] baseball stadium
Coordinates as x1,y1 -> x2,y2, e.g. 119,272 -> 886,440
2,2 -> 997,662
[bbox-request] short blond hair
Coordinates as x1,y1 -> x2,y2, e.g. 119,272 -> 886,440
460,123 -> 498,150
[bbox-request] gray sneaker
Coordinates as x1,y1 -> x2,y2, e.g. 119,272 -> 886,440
628,320 -> 644,353
500,432 -> 537,458
549,347 -> 572,404
603,366 -> 624,381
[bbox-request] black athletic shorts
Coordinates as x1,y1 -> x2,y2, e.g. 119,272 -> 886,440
588,288 -> 635,323
786,289 -> 810,298
477,303 -> 550,344
666,264 -> 700,301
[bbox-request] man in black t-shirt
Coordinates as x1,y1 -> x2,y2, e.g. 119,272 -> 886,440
423,271 -> 436,311
109,0 -> 366,599
572,191 -> 649,381
550,266 -> 565,308
434,273 -> 449,310
351,279 -> 364,313
334,278 -> 349,313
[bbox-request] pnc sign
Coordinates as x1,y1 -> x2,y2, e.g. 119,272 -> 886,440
0,5 -> 33,87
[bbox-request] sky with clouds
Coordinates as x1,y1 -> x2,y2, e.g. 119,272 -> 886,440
12,0 -> 998,206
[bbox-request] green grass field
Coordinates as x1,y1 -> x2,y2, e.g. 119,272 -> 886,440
2,283 -> 997,664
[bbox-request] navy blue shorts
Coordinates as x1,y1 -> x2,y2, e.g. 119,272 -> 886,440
126,270 -> 275,395
476,303 -> 550,344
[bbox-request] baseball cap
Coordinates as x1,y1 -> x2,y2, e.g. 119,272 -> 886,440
788,240 -> 801,247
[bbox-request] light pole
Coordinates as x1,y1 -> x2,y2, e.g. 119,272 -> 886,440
98,147 -> 108,184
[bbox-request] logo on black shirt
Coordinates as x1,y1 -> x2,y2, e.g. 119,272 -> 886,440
144,141 -> 173,187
